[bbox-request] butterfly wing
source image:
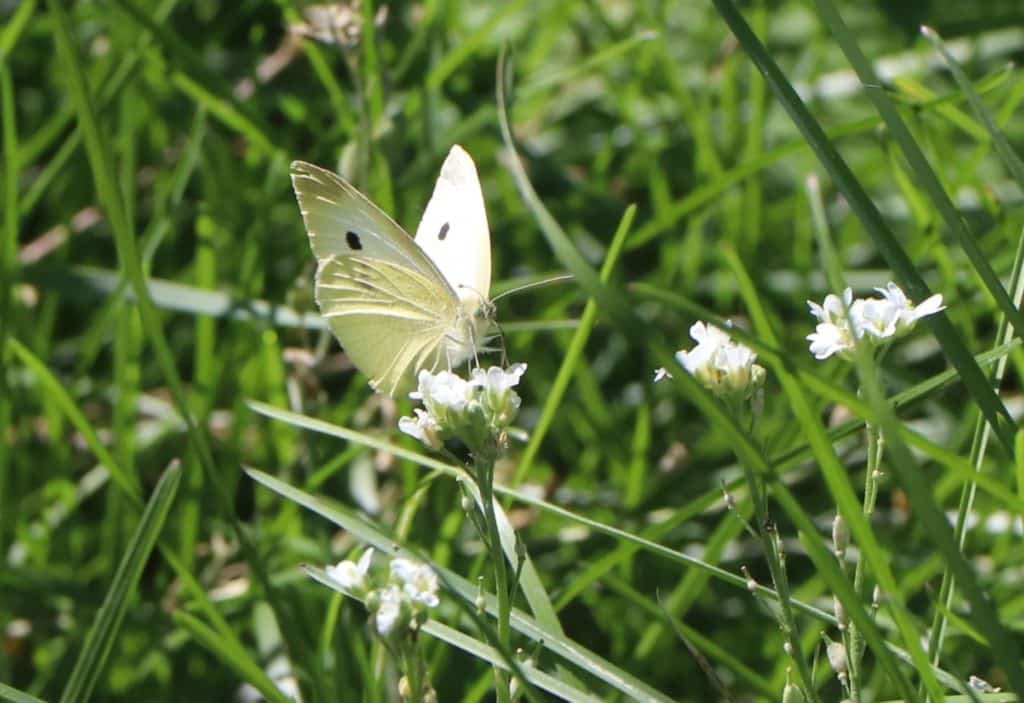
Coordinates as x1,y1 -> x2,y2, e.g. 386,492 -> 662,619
315,256 -> 459,397
413,145 -> 491,314
291,160 -> 448,284
292,159 -> 474,396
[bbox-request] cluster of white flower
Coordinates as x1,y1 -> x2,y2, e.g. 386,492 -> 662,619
324,549 -> 441,637
398,364 -> 527,450
806,282 -> 945,360
656,322 -> 766,399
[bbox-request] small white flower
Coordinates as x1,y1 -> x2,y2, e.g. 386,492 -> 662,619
675,322 -> 731,376
325,548 -> 374,593
398,409 -> 442,449
808,288 -> 854,326
653,367 -> 672,383
411,369 -> 474,412
875,281 -> 945,326
390,558 -> 440,608
855,297 -> 899,339
807,322 -> 854,360
375,585 -> 403,636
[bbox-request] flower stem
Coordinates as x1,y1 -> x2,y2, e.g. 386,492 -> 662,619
735,430 -> 822,703
843,422 -> 883,703
477,452 -> 512,703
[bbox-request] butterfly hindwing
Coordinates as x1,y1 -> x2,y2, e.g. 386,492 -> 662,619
314,256 -> 457,396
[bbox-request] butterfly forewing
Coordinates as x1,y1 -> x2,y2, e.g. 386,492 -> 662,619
291,160 -> 451,288
413,146 -> 491,314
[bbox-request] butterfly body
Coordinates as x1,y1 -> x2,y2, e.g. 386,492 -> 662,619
291,146 -> 492,396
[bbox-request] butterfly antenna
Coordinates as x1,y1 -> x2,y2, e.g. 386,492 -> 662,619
491,274 -> 574,303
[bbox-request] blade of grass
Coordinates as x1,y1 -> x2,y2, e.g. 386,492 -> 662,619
928,224 -> 1024,665
58,461 -> 181,703
513,204 -> 636,485
707,0 -> 1016,454
0,683 -> 47,703
0,0 -> 37,64
0,62 -> 17,551
171,611 -> 295,703
46,0 -> 310,686
921,27 -> 1024,193
247,468 -> 676,703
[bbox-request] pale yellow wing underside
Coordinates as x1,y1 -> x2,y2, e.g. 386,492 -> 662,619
315,255 -> 459,397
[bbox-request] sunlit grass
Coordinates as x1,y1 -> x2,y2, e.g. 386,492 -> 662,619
3,1 -> 1024,701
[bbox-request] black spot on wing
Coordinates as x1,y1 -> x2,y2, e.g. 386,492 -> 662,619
438,222 -> 450,241
346,231 -> 363,250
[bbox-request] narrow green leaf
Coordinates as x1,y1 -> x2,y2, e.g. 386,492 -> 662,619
0,683 -> 48,703
58,461 -> 182,703
514,204 -> 636,484
707,0 -> 1017,451
920,26 -> 1024,193
172,611 -> 294,703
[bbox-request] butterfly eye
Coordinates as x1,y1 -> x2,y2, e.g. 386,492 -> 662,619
438,223 -> 450,240
345,231 -> 363,250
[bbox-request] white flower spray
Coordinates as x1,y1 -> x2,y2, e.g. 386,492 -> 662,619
397,364 -> 528,702
808,281 -> 944,701
323,549 -> 441,701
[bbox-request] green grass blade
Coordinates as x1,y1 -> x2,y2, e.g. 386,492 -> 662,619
513,204 -> 636,485
0,683 -> 48,703
58,461 -> 182,703
247,468 -> 676,703
921,26 -> 1024,192
0,0 -> 36,63
708,0 -> 1017,452
171,611 -> 294,703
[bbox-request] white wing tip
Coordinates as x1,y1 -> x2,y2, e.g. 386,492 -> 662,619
440,144 -> 479,186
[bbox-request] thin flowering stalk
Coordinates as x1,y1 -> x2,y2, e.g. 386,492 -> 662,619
398,364 -> 527,702
659,322 -> 819,703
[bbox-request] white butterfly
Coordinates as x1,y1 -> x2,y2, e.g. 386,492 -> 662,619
291,145 -> 493,397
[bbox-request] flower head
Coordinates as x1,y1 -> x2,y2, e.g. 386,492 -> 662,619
660,322 -> 765,399
806,282 -> 945,360
325,548 -> 374,594
399,364 -> 526,452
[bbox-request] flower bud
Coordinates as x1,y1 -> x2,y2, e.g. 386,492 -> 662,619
832,514 -> 849,558
826,639 -> 848,674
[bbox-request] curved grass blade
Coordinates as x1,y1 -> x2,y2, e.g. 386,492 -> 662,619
58,461 -> 181,703
513,204 -> 635,485
707,0 -> 1017,452
920,26 -> 1024,192
0,683 -> 47,703
305,567 -> 602,703
172,611 -> 294,703
248,468 -> 675,703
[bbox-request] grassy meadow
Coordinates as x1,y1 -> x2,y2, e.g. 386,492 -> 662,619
3,0 -> 1024,701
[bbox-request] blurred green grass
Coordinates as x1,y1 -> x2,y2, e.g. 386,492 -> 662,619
3,0 -> 1024,701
